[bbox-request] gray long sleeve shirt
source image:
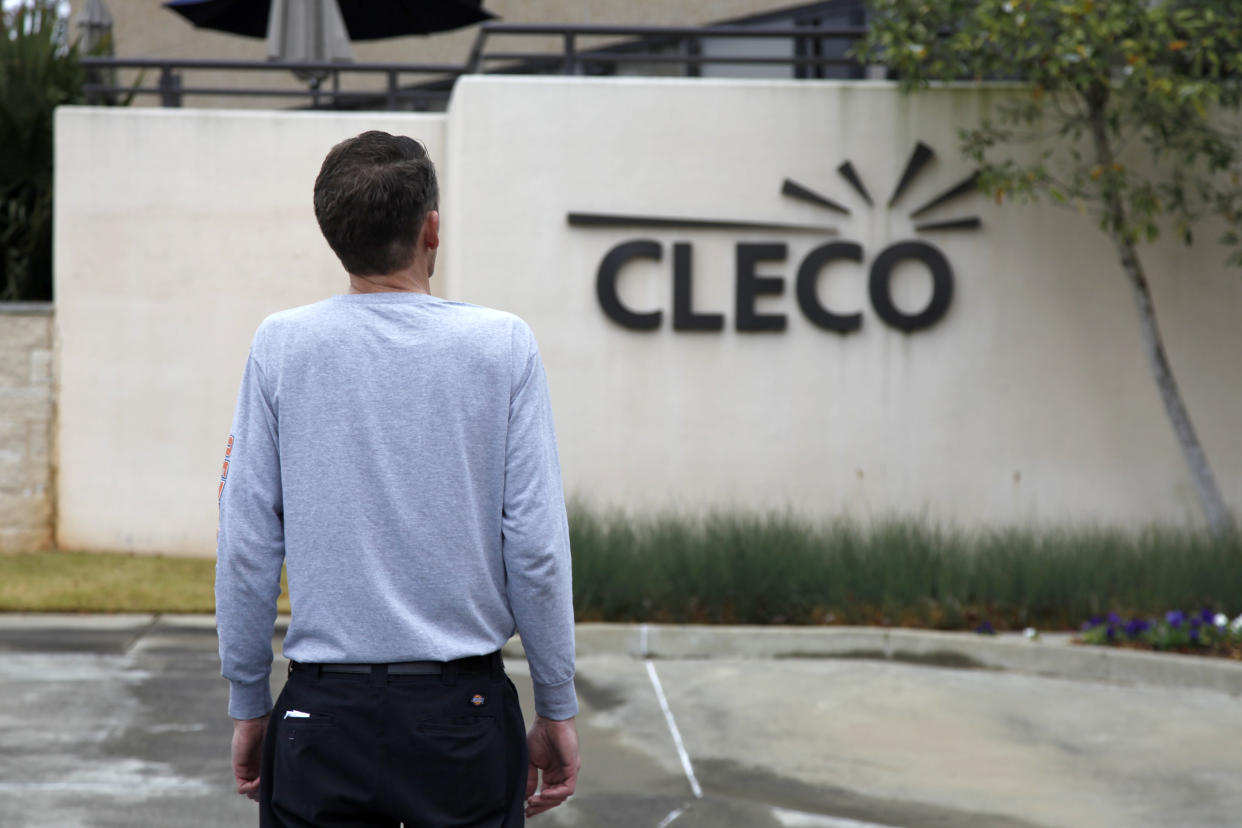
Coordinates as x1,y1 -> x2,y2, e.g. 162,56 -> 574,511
215,292 -> 576,721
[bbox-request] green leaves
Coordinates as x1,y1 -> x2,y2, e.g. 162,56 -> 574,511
862,0 -> 1242,265
0,1 -> 85,301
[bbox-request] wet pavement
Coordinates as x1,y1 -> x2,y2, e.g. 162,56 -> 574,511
2,616 -> 1241,827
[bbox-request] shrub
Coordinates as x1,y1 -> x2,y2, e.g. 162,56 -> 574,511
0,1 -> 85,301
569,506 -> 1242,629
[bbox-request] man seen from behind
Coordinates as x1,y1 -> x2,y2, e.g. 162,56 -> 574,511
215,130 -> 579,827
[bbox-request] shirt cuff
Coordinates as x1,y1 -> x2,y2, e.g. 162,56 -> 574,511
533,675 -> 578,720
228,678 -> 273,720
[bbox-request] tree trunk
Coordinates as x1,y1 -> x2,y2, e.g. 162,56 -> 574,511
1087,106 -> 1235,533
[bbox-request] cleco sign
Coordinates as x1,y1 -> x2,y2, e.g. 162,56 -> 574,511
568,141 -> 982,335
593,238 -> 952,333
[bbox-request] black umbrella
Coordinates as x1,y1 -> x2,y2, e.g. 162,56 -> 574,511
164,0 -> 494,40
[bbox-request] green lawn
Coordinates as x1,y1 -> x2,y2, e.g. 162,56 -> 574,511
0,550 -> 289,614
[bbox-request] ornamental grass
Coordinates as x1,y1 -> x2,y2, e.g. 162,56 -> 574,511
569,507 -> 1242,632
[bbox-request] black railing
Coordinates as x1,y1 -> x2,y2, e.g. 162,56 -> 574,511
80,57 -> 465,109
81,22 -> 871,110
465,23 -> 868,75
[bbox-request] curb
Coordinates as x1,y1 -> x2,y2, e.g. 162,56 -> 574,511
519,623 -> 1242,697
2,615 -> 1239,696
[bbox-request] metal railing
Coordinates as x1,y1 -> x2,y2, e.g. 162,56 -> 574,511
465,22 -> 868,76
80,21 -> 871,110
80,57 -> 465,109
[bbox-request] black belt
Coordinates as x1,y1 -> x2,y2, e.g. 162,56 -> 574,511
289,651 -> 501,677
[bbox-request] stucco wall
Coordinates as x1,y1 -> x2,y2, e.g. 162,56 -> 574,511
442,77 -> 1241,528
54,108 -> 447,555
52,79 -> 1242,556
0,304 -> 54,552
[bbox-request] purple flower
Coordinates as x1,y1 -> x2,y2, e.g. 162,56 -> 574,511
1199,609 -> 1216,624
1189,627 -> 1200,642
1106,625 -> 1117,641
1124,618 -> 1150,638
1190,616 -> 1203,630
1107,612 -> 1123,625
1088,615 -> 1104,627
1166,610 -> 1185,628
976,621 -> 995,635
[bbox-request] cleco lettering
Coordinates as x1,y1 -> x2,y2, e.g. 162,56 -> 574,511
596,239 -> 954,333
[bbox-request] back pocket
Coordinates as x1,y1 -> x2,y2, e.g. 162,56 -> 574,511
404,714 -> 506,823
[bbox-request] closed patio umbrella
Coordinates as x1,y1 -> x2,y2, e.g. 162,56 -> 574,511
265,0 -> 353,90
77,0 -> 116,103
165,0 -> 492,106
164,0 -> 494,40
76,0 -> 114,54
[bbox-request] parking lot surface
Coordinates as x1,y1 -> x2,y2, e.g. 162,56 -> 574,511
2,616 -> 1241,827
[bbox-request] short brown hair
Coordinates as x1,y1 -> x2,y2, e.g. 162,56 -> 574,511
313,131 -> 439,276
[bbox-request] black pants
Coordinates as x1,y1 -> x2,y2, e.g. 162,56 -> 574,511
259,656 -> 527,827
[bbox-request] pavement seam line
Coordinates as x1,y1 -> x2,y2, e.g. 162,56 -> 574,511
645,659 -> 703,800
122,613 -> 163,654
770,805 -> 904,827
656,805 -> 687,827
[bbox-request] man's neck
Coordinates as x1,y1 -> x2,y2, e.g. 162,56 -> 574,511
348,264 -> 431,295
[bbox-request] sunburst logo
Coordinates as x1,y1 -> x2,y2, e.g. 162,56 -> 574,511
782,140 -> 981,233
569,142 -> 982,334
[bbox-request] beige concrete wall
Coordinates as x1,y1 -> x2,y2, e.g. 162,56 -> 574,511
0,305 -> 54,552
441,77 -> 1242,527
52,80 -> 1242,557
67,0 -> 800,109
53,107 -> 447,555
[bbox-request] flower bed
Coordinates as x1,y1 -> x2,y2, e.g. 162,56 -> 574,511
1079,610 -> 1242,660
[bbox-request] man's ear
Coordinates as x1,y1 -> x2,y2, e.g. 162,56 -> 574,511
423,211 -> 440,251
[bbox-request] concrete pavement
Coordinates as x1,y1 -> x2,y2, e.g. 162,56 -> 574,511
1,616 -> 1241,827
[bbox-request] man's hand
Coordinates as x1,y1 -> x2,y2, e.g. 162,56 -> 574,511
231,715 -> 269,802
525,715 -> 580,818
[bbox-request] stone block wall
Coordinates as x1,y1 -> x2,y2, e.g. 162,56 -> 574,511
0,304 -> 54,551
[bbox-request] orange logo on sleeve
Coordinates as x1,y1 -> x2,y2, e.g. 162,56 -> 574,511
217,435 -> 234,502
